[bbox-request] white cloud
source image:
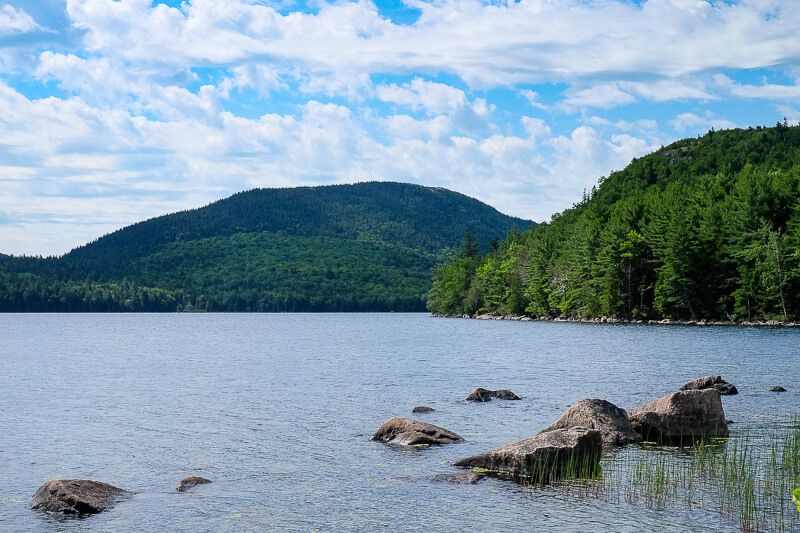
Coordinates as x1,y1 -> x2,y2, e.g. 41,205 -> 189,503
714,73 -> 800,100
0,78 -> 659,255
0,3 -> 44,35
377,78 -> 467,115
58,0 -> 800,89
670,111 -> 736,133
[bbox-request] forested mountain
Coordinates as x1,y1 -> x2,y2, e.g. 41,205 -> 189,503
428,122 -> 800,322
0,182 -> 531,312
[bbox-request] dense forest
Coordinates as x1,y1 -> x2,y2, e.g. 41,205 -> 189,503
428,122 -> 800,322
0,182 -> 530,312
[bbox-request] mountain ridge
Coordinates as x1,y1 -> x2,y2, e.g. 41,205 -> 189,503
0,182 -> 532,312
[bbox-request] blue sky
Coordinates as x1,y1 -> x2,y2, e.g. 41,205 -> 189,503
1,0 -> 799,256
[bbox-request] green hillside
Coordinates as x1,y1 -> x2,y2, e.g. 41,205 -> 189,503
428,122 -> 800,322
0,182 -> 531,312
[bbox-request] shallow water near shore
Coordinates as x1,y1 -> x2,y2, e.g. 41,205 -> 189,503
1,313 -> 799,532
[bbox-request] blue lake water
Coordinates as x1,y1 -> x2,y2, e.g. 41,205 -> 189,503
1,313 -> 799,532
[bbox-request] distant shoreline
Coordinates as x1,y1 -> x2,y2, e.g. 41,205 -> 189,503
433,313 -> 800,328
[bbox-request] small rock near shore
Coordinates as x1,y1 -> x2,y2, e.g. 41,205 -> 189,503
770,386 -> 787,392
412,406 -> 435,413
31,479 -> 130,515
465,387 -> 521,402
177,476 -> 212,492
372,416 -> 462,446
680,375 -> 738,395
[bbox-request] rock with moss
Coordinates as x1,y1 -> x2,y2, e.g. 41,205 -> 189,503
30,479 -> 130,515
372,416 -> 462,446
453,427 -> 602,483
539,398 -> 641,446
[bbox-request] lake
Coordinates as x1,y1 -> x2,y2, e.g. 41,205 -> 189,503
1,313 -> 798,531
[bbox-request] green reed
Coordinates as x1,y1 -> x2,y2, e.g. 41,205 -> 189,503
547,417 -> 800,532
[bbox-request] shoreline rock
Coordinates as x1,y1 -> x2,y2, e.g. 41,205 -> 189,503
31,479 -> 130,515
431,313 -> 799,328
372,416 -> 462,446
412,406 -> 435,413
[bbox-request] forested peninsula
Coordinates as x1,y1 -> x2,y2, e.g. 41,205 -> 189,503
428,123 -> 800,323
0,182 -> 530,312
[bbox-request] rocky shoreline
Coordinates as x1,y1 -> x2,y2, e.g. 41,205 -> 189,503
433,313 -> 800,328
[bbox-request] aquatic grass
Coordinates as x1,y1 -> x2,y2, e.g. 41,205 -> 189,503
550,416 -> 800,532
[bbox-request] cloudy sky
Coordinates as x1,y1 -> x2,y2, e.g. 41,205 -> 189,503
1,0 -> 799,256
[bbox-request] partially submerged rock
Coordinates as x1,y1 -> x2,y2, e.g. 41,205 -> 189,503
177,476 -> 212,492
412,406 -> 435,413
629,389 -> 729,444
680,375 -> 738,395
454,427 -> 602,484
372,416 -> 462,446
31,479 -> 130,515
431,472 -> 485,484
770,386 -> 787,392
539,398 -> 641,446
465,388 -> 521,402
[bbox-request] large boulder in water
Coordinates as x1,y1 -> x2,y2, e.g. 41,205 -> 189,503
372,416 -> 462,446
465,388 -> 521,402
30,479 -> 130,515
680,375 -> 738,395
454,427 -> 602,484
539,399 -> 641,446
628,389 -> 729,443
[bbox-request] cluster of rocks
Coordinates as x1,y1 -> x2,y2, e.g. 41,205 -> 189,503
372,374 -> 791,485
432,313 -> 800,328
29,476 -> 211,517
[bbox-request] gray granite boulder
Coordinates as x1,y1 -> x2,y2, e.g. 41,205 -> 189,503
629,389 -> 729,443
680,375 -> 738,395
465,388 -> 521,402
372,416 -> 462,446
454,427 -> 602,483
539,399 -> 641,446
31,479 -> 130,515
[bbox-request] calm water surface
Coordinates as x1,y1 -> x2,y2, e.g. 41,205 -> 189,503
1,314 -> 799,532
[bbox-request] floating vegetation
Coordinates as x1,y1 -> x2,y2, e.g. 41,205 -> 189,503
549,417 -> 800,532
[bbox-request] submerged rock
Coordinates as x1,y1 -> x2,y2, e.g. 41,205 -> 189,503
372,416 -> 462,446
30,479 -> 130,515
539,399 -> 641,446
453,427 -> 602,484
629,389 -> 729,444
431,472 -> 485,484
412,406 -> 435,414
770,386 -> 787,392
465,388 -> 521,402
177,476 -> 212,492
680,375 -> 738,395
